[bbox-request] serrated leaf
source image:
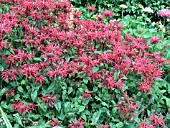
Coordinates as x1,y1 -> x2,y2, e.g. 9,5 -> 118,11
92,67 -> 99,73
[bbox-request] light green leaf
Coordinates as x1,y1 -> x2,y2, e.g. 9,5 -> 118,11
0,107 -> 13,128
83,78 -> 88,84
116,122 -> 123,128
92,111 -> 101,124
79,106 -> 85,113
14,113 -> 23,126
0,65 -> 4,72
92,67 -> 99,73
31,90 -> 38,101
114,70 -> 120,81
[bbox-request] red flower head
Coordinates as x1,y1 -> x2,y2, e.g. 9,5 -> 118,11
150,36 -> 161,44
5,89 -> 15,97
50,119 -> 59,127
68,117 -> 86,128
83,91 -> 92,99
102,10 -> 114,17
149,113 -> 165,127
86,6 -> 96,12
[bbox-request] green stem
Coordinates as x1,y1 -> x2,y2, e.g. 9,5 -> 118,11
122,10 -> 124,19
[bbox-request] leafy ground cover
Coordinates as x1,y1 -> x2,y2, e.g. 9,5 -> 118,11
0,0 -> 170,128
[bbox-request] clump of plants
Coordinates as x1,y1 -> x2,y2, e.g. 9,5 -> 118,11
0,0 -> 170,128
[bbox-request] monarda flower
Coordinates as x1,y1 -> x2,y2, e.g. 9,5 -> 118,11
5,89 -> 15,97
12,101 -> 37,114
41,95 -> 57,107
139,117 -> 154,128
150,36 -> 161,44
68,118 -> 86,128
1,69 -> 18,81
86,6 -> 96,12
50,119 -> 59,127
0,40 -> 7,50
72,11 -> 82,18
149,113 -> 165,127
82,91 -> 92,99
102,10 -> 114,17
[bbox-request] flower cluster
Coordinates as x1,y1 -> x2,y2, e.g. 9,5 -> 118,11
139,114 -> 165,128
117,92 -> 140,120
0,0 -> 169,127
12,101 -> 38,114
157,9 -> 170,18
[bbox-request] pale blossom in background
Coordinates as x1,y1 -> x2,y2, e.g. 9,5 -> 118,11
142,7 -> 154,13
120,4 -> 127,9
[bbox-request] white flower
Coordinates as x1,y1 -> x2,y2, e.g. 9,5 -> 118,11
142,7 -> 154,13
120,4 -> 127,9
152,22 -> 156,26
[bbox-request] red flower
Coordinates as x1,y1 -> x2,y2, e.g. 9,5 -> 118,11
12,101 -> 37,114
35,75 -> 45,84
150,113 -> 165,127
41,95 -> 57,107
5,89 -> 15,97
72,11 -> 82,18
86,6 -> 96,12
104,125 -> 110,128
83,91 -> 92,99
50,119 -> 59,127
150,36 -> 161,44
1,69 -> 18,81
68,118 -> 86,128
0,40 -> 7,50
102,10 -> 114,17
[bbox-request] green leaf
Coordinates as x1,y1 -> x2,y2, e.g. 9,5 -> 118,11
0,65 -> 4,72
4,5 -> 9,13
68,87 -> 73,95
116,122 -> 123,128
18,86 -> 24,93
102,102 -> 109,107
17,27 -> 23,37
83,78 -> 88,84
0,107 -> 13,128
79,106 -> 85,112
31,90 -> 38,101
114,70 -> 120,81
92,67 -> 99,73
91,111 -> 101,124
21,80 -> 26,85
33,57 -> 42,62
13,113 -> 23,127
55,102 -> 61,111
